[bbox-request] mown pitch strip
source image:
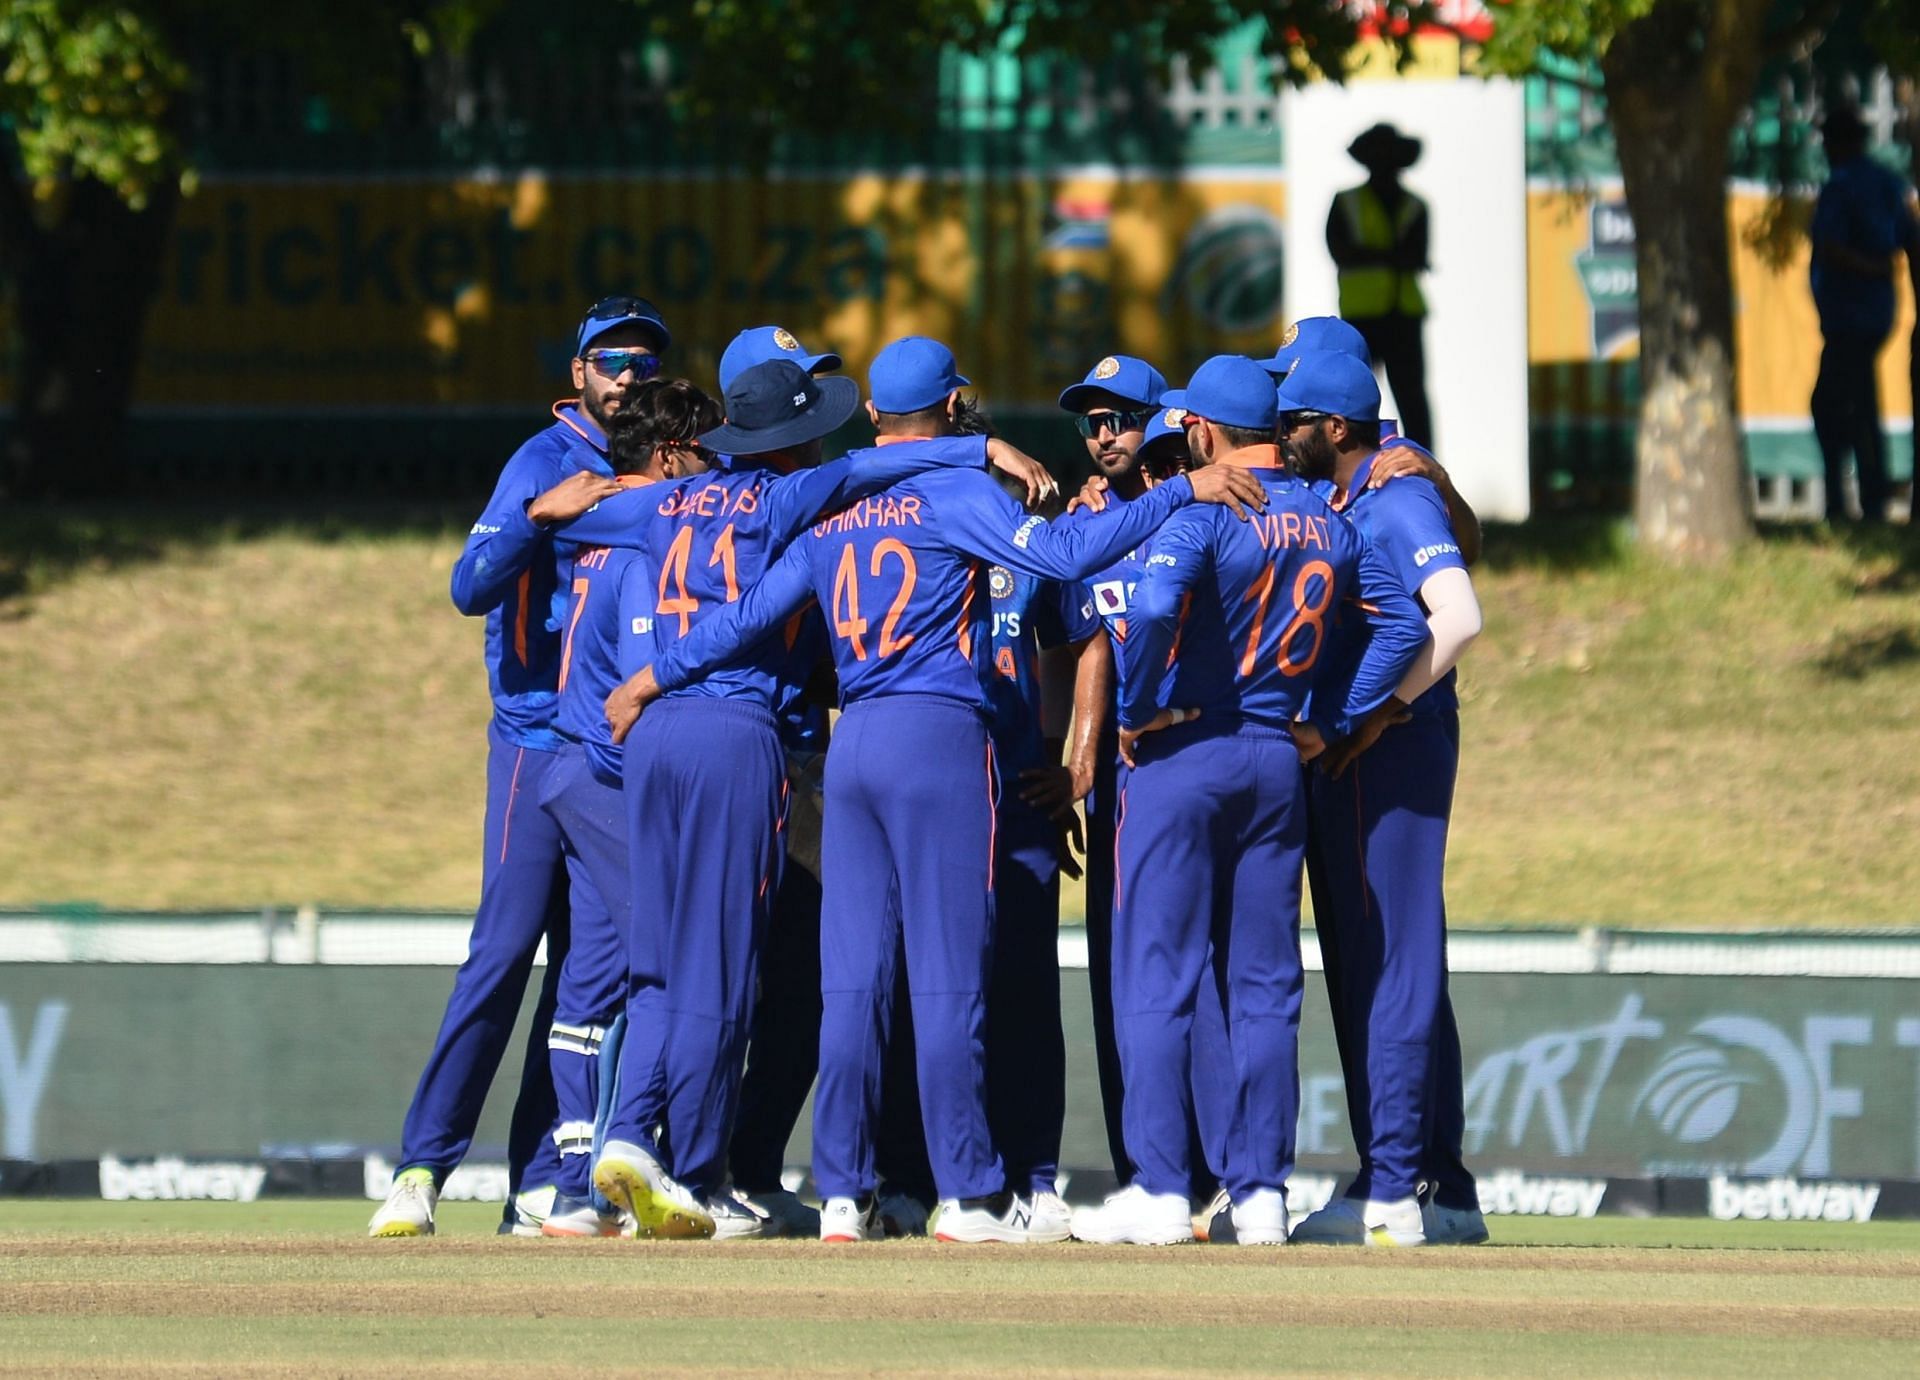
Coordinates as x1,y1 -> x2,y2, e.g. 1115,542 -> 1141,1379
2,1205 -> 1918,1376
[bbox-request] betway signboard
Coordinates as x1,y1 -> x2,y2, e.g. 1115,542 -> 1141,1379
2,967 -> 1917,1193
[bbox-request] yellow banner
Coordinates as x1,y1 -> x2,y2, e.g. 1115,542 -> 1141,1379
85,173 -> 1288,411
1528,186 -> 1915,420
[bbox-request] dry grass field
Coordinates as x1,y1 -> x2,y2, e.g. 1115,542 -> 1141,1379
5,505 -> 1920,925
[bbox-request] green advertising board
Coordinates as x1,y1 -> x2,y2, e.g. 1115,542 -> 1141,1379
3,965 -> 1916,1190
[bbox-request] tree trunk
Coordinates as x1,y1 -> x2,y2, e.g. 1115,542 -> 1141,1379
1603,1 -> 1769,557
1,174 -> 180,500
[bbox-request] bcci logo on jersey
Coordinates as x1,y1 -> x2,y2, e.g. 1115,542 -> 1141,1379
989,566 -> 1014,600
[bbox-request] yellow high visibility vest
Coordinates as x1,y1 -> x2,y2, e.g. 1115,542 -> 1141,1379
1334,186 -> 1426,318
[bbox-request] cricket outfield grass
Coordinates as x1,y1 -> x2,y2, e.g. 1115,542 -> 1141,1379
2,1203 -> 1916,1377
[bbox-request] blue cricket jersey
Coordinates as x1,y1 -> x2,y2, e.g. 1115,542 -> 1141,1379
555,436 -> 992,709
450,402 -> 614,750
553,540 -> 648,785
986,567 -> 1100,777
654,467 -> 1199,712
1310,453 -> 1468,723
1120,468 -> 1428,737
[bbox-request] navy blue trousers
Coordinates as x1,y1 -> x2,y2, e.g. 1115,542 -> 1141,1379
398,722 -> 569,1205
1307,712 -> 1473,1207
814,696 -> 1004,1202
1113,719 -> 1304,1202
535,743 -> 629,1199
984,797 -> 1067,1196
608,699 -> 785,1195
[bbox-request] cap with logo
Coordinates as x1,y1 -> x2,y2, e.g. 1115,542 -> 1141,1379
578,295 -> 671,354
1138,404 -> 1190,473
1057,355 -> 1169,413
699,359 -> 859,456
1275,350 -> 1382,423
718,325 -> 844,392
1255,316 -> 1370,379
869,336 -> 970,414
1159,355 -> 1279,433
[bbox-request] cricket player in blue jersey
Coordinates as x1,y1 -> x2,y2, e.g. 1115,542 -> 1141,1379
1056,355 -> 1165,1190
1068,393 -> 1239,1233
714,324 -> 846,1238
533,381 -> 720,1237
615,336 -> 1268,1242
575,358 -> 1044,1238
370,294 -> 669,1238
1069,355 -> 1428,1247
980,469 -> 1110,1241
1276,351 -> 1486,1248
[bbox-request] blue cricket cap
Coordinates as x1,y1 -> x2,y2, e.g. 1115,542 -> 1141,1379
578,294 -> 671,353
1138,403 -> 1190,473
1057,355 -> 1169,412
1161,355 -> 1278,433
869,336 -> 970,414
1275,350 -> 1381,423
699,359 -> 859,456
1255,316 -> 1370,379
718,325 -> 843,392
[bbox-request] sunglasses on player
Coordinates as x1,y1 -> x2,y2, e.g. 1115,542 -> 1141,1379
583,348 -> 664,381
1279,410 -> 1330,432
1073,408 -> 1153,439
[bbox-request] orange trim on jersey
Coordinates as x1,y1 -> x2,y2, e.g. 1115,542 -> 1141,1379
552,399 -> 601,447
615,473 -> 652,489
500,748 -> 527,864
513,569 -> 532,665
955,562 -> 980,659
1165,591 -> 1194,669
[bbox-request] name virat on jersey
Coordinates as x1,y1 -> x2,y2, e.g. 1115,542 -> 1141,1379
1250,509 -> 1336,552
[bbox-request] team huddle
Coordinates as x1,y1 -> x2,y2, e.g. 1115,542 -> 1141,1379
368,293 -> 1489,1248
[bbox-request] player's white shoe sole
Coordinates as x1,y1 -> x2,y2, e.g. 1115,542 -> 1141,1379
708,1189 -> 776,1241
540,1191 -> 622,1238
934,1192 -> 1070,1244
593,1141 -> 715,1240
1290,1195 -> 1425,1247
1069,1185 -> 1193,1246
368,1170 -> 437,1238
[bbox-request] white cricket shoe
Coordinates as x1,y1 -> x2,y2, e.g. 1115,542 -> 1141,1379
1290,1194 -> 1425,1247
1024,1190 -> 1075,1243
878,1188 -> 931,1238
593,1140 -> 715,1240
1422,1199 -> 1490,1246
368,1167 -> 437,1238
539,1191 -> 621,1238
736,1187 -> 820,1238
1069,1185 -> 1193,1246
499,1184 -> 556,1236
819,1196 -> 880,1243
708,1189 -> 775,1241
934,1191 -> 1062,1244
1229,1189 -> 1290,1245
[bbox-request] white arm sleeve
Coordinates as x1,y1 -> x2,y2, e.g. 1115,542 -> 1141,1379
1394,565 -> 1482,704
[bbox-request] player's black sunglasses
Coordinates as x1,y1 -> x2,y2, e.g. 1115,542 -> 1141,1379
584,348 -> 665,381
1279,409 -> 1330,431
1073,409 -> 1153,439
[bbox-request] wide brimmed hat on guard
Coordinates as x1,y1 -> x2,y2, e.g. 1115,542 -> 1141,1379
1347,123 -> 1422,172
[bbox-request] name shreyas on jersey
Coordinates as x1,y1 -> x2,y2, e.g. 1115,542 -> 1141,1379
812,494 -> 925,536
657,481 -> 762,520
1413,541 -> 1462,567
1251,510 -> 1337,551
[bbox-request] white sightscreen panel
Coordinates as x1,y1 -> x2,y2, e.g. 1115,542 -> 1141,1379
1282,77 -> 1531,520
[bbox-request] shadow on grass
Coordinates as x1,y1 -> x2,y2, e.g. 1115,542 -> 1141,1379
0,501 -> 471,607
1477,515 -> 1636,574
1814,624 -> 1920,681
1758,520 -> 1920,594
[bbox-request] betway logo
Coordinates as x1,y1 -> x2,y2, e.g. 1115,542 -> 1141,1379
363,1153 -> 511,1202
100,1155 -> 266,1202
1709,1175 -> 1880,1223
1477,1170 -> 1606,1218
